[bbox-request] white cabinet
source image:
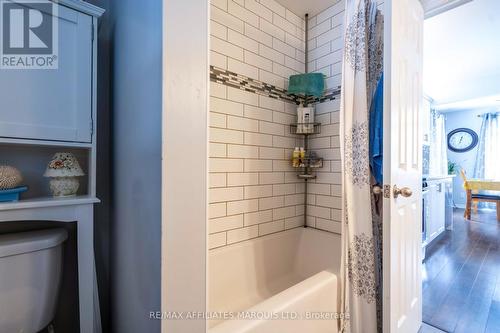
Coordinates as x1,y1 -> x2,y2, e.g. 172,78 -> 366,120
426,180 -> 445,242
0,5 -> 93,143
0,1 -> 104,332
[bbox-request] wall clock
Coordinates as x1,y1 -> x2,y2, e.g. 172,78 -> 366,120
447,128 -> 478,153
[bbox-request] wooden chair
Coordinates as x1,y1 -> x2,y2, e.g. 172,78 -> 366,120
460,169 -> 500,221
460,170 -> 478,213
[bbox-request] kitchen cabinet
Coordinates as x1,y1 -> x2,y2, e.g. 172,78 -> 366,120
423,176 -> 454,252
426,180 -> 445,242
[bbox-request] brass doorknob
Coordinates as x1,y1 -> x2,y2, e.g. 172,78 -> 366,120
372,185 -> 382,194
393,185 -> 413,198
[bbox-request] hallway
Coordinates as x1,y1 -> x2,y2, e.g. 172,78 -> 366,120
422,209 -> 500,332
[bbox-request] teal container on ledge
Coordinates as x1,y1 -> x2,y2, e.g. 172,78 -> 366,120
287,73 -> 325,98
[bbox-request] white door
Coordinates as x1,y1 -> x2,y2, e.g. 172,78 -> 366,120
0,5 -> 93,143
383,0 -> 424,332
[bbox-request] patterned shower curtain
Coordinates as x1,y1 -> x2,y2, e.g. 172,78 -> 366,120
339,0 -> 383,332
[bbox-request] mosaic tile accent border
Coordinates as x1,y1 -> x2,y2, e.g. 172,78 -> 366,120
307,89 -> 342,105
210,66 -> 341,106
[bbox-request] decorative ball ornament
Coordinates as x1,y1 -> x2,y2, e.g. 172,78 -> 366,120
0,165 -> 23,190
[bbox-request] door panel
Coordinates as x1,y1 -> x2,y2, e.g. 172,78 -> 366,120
0,5 -> 93,143
383,0 -> 424,332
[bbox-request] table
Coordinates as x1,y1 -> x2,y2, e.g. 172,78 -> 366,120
463,179 -> 500,220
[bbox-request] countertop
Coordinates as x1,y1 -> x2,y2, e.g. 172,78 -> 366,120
423,174 -> 456,181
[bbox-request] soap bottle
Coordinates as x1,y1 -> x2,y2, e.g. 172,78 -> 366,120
292,147 -> 300,167
299,147 -> 306,167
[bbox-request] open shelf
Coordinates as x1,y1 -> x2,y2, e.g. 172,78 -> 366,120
0,144 -> 91,200
0,195 -> 100,211
293,157 -> 323,169
297,174 -> 316,180
289,123 -> 321,135
290,122 -> 323,180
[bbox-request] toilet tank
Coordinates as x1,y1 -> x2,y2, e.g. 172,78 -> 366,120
0,228 -> 68,333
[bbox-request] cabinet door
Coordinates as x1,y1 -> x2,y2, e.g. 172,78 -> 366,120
435,182 -> 446,234
0,5 -> 93,142
427,184 -> 438,240
427,182 -> 446,242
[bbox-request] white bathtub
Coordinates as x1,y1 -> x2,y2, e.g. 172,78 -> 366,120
208,227 -> 341,333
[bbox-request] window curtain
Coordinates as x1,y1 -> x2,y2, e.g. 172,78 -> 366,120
474,112 -> 500,208
483,113 -> 500,180
339,0 -> 383,332
429,109 -> 448,176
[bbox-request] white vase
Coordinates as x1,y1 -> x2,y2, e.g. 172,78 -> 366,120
49,177 -> 80,197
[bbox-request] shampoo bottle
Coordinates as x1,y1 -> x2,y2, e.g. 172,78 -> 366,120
292,147 -> 300,167
299,147 -> 305,167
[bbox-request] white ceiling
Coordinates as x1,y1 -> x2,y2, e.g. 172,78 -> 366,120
424,0 -> 500,107
434,95 -> 500,112
420,0 -> 473,18
275,0 -> 337,18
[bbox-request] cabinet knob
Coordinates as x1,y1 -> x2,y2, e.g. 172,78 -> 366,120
393,185 -> 413,198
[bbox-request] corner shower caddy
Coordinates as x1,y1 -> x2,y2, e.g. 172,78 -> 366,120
290,122 -> 323,180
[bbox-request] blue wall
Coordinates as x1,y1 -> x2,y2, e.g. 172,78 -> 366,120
445,109 -> 484,207
111,0 -> 162,332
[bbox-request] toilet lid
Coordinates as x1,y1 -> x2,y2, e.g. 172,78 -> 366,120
0,228 -> 68,258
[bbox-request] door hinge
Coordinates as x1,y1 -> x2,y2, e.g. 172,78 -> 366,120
383,184 -> 391,198
91,23 -> 95,41
90,119 -> 94,138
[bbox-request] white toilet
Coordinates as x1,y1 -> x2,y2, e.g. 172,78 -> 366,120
0,228 -> 68,333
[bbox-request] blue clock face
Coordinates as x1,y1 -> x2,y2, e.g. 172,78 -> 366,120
447,128 -> 478,152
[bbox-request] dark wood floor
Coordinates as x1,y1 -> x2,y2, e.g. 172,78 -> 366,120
419,322 -> 447,333
422,208 -> 500,333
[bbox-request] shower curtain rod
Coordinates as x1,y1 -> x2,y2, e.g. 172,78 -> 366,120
477,112 -> 500,117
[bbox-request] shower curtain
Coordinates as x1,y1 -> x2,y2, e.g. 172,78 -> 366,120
339,0 -> 383,332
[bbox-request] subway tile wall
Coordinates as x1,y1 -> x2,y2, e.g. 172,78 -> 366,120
305,1 -> 345,234
307,0 -> 345,91
210,0 -> 306,89
209,0 -> 384,248
209,81 -> 306,249
209,0 -> 306,249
